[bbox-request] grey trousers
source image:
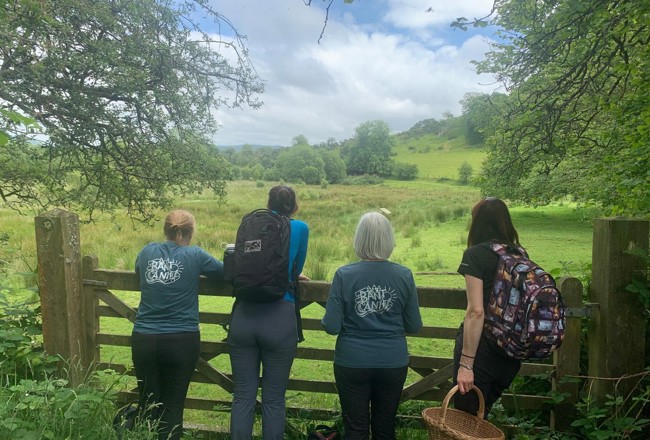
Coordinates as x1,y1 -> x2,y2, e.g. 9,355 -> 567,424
227,299 -> 298,440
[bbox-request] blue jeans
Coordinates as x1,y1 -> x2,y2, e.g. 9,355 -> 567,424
131,331 -> 200,440
228,300 -> 298,440
334,364 -> 408,440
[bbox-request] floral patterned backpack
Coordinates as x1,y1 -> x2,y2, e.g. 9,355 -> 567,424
484,242 -> 566,360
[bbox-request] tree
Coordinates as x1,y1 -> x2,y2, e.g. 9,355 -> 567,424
274,145 -> 325,184
301,166 -> 321,185
391,163 -> 418,181
0,0 -> 263,221
457,161 -> 473,185
234,145 -> 256,167
255,147 -> 278,170
292,134 -> 310,147
318,149 -> 346,184
462,0 -> 650,215
460,92 -> 508,146
342,120 -> 394,177
399,118 -> 444,139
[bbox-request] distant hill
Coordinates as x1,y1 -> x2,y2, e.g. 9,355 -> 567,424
392,116 -> 486,180
215,143 -> 284,151
214,115 -> 486,181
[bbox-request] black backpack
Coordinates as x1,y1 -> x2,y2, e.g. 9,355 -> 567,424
228,209 -> 292,302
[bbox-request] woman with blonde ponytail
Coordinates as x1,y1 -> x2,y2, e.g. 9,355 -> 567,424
132,209 -> 223,440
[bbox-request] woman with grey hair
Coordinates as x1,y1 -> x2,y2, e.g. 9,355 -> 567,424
322,212 -> 422,440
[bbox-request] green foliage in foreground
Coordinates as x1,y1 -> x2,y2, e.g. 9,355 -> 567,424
491,372 -> 650,440
1,376 -> 118,440
1,292 -> 648,439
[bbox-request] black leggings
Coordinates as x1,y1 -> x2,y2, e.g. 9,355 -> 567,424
452,328 -> 521,418
131,331 -> 200,440
334,364 -> 408,440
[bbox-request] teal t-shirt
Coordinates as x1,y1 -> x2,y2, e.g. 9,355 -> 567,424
133,241 -> 223,334
321,260 -> 423,368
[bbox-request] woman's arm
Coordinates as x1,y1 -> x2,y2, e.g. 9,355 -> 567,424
293,221 -> 309,277
457,274 -> 484,394
198,248 -> 224,280
321,270 -> 343,335
403,272 -> 423,334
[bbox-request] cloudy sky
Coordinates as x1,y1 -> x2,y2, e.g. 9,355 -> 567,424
209,0 -> 499,147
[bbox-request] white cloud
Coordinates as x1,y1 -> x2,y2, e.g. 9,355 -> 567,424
209,0 -> 498,146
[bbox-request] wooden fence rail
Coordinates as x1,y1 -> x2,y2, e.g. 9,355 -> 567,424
81,261 -> 581,426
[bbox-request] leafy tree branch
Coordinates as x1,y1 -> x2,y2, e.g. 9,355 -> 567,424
0,0 -> 263,222
464,0 -> 650,215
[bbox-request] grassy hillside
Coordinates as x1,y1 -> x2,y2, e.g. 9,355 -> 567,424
391,119 -> 486,180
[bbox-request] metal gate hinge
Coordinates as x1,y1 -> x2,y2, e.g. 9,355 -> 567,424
566,302 -> 597,318
83,279 -> 107,287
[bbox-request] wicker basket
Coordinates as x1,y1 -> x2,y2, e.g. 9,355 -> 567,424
421,385 -> 505,440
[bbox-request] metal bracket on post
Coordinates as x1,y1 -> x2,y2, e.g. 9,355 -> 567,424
83,279 -> 108,287
565,302 -> 598,318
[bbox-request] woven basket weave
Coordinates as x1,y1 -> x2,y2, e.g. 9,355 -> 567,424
421,385 -> 505,440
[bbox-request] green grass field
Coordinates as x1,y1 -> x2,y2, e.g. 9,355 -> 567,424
1,180 -> 591,286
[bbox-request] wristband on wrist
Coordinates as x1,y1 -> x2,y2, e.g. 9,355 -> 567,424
461,353 -> 475,359
459,361 -> 473,371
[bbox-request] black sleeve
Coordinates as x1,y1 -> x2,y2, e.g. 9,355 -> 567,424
457,243 -> 500,303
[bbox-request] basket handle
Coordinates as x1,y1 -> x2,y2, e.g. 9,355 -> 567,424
441,385 -> 486,421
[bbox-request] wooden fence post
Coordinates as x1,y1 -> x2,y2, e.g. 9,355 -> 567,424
551,276 -> 583,430
35,209 -> 87,385
588,218 -> 649,403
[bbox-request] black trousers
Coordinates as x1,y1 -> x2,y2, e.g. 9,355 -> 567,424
334,364 -> 408,440
131,331 -> 200,440
452,328 -> 521,419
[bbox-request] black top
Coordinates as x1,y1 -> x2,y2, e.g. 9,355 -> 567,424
456,241 -> 520,360
457,241 -> 500,308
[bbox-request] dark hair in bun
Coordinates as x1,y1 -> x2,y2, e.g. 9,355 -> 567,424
267,185 -> 297,217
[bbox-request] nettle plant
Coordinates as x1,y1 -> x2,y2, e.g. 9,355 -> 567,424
0,293 -> 59,385
490,373 -> 650,440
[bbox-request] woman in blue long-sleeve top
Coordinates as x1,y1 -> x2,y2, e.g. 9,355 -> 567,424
322,211 -> 422,440
228,185 -> 309,440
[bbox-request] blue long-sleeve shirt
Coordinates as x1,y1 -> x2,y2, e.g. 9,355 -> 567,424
283,218 -> 309,302
321,260 -> 422,368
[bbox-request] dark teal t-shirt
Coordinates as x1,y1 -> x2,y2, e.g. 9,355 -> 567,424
133,241 -> 223,334
321,260 -> 423,368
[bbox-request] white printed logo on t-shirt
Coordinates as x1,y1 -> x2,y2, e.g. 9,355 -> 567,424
354,285 -> 396,317
145,258 -> 184,284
